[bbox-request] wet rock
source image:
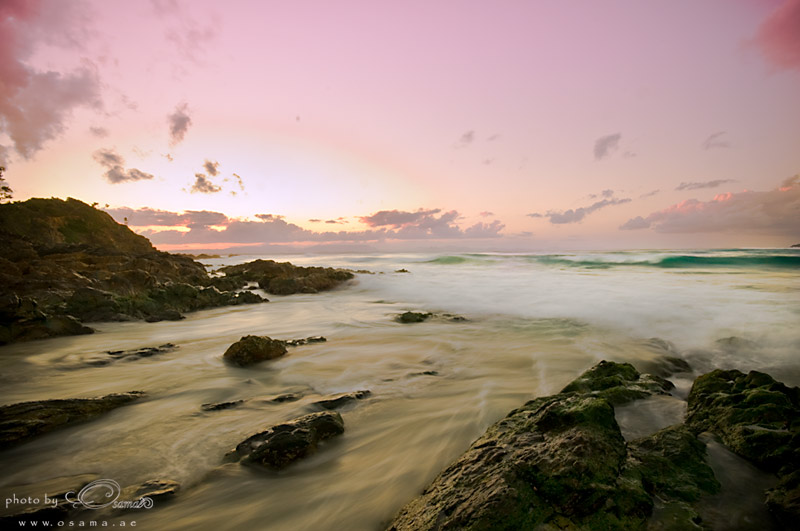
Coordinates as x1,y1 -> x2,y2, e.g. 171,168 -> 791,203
0,198 -> 270,344
120,479 -> 180,505
144,310 -> 185,322
395,269 -> 409,273
88,343 -> 177,366
0,391 -> 145,450
408,370 -> 439,377
284,336 -> 327,347
223,335 -> 288,367
387,361 -> 722,530
201,400 -> 245,411
312,390 -> 371,410
270,393 -> 303,403
560,360 -> 674,406
396,311 -> 431,323
686,368 -> 800,525
218,259 -> 354,295
226,411 -> 344,469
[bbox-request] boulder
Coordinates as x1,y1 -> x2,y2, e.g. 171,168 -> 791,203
223,335 -> 287,367
0,391 -> 145,450
226,411 -> 344,469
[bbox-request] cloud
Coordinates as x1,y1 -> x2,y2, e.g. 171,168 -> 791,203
168,103 -> 192,146
117,205 -> 504,245
89,126 -> 109,138
594,133 -> 621,160
487,134 -> 500,141
479,211 -> 494,217
360,208 -> 443,228
619,216 -> 652,230
0,0 -> 101,161
529,196 -> 632,224
190,173 -> 221,193
203,160 -> 219,176
619,176 -> 800,235
702,131 -> 730,150
753,0 -> 800,72
455,130 -> 474,148
232,172 -> 245,191
93,149 -> 154,183
675,179 -> 736,191
640,189 -> 660,199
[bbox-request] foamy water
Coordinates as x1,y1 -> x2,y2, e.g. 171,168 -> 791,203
1,250 -> 797,529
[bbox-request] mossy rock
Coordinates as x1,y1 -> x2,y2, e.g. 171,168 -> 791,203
561,360 -> 674,406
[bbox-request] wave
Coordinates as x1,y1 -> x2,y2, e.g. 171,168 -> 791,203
424,252 -> 800,270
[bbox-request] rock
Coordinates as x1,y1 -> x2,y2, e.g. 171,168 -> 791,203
218,259 -> 355,295
119,479 -> 180,506
686,369 -> 800,473
0,391 -> 145,450
396,311 -> 431,323
223,335 -> 288,367
201,400 -> 245,411
284,336 -> 327,347
88,343 -> 179,365
560,360 -> 675,406
271,393 -> 303,403
395,269 -> 410,273
0,198 -> 270,344
226,411 -> 344,469
312,390 -> 371,410
686,368 -> 800,525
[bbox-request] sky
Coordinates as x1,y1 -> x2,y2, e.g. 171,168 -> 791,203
1,0 -> 799,251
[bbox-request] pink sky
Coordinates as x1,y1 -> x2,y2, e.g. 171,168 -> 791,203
1,0 -> 798,251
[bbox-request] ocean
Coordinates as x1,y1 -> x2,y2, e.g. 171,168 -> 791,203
1,249 -> 798,529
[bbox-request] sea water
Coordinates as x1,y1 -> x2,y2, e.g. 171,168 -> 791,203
0,249 -> 797,529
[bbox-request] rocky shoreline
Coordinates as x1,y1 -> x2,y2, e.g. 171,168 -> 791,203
0,198 -> 354,345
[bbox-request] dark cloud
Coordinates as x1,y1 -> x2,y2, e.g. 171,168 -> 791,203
754,0 -> 800,72
255,214 -> 285,221
594,133 -> 621,160
191,173 -> 221,193
93,149 -> 154,183
89,126 -> 109,138
619,176 -> 800,235
702,131 -> 730,150
203,160 -> 219,176
309,219 -> 322,223
0,0 -> 101,161
168,103 -> 192,146
529,196 -> 632,224
675,179 -> 736,191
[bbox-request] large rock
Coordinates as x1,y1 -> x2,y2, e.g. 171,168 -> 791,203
686,369 -> 800,525
386,361 -> 697,530
0,198 -> 269,344
0,391 -> 145,450
218,259 -> 354,295
223,335 -> 287,366
226,411 -> 344,469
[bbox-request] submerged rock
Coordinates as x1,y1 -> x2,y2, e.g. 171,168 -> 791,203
201,400 -> 245,411
223,335 -> 288,367
312,390 -> 371,410
226,411 -> 344,469
90,343 -> 179,365
270,393 -> 303,403
396,311 -> 431,323
0,391 -> 145,450
284,336 -> 327,347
